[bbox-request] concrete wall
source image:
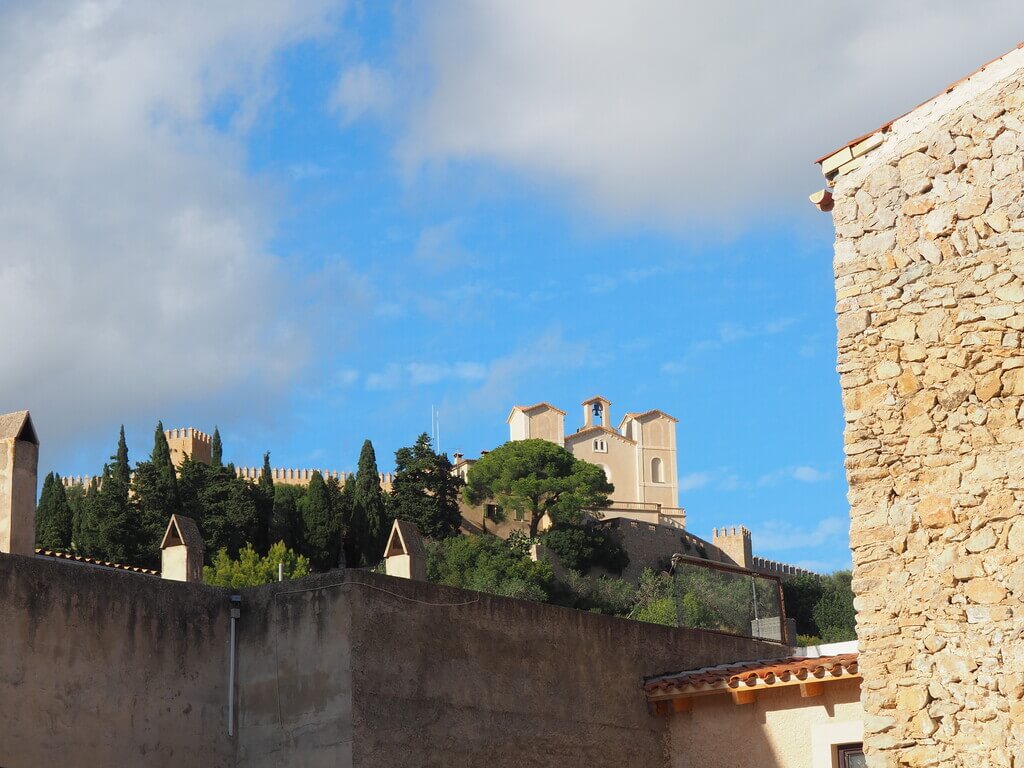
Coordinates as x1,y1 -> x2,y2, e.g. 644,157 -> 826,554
0,553 -> 233,768
668,679 -> 863,768
1,556 -> 784,767
825,49 -> 1024,766
338,571 -> 782,768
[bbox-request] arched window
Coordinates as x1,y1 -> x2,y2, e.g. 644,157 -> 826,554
593,438 -> 607,453
651,457 -> 664,484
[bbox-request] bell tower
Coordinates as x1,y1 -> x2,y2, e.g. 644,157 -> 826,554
581,396 -> 611,429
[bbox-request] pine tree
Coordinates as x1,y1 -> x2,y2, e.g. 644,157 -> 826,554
351,440 -> 391,567
299,471 -> 340,571
391,433 -> 463,540
211,427 -> 223,468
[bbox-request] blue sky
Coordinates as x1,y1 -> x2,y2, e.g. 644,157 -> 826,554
6,2 -> 1024,573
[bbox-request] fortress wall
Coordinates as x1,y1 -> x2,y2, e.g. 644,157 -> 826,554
0,553 -> 233,768
828,59 -> 1024,765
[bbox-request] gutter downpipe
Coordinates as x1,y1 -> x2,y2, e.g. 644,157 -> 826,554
228,594 -> 241,737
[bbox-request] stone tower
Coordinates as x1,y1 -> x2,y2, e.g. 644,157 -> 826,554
711,526 -> 752,570
164,427 -> 212,468
816,45 -> 1024,766
0,411 -> 39,556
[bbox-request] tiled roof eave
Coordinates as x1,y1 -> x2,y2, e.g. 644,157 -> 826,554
644,653 -> 860,701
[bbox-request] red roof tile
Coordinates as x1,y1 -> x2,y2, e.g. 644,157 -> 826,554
644,653 -> 859,698
36,549 -> 159,576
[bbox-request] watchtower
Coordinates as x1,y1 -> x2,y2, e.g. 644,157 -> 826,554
164,427 -> 212,468
711,525 -> 753,570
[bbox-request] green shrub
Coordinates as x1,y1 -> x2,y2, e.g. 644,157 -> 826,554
204,541 -> 311,589
426,535 -> 553,602
541,523 -> 629,574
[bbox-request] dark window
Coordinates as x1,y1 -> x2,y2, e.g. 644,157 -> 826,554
485,504 -> 501,522
837,744 -> 866,768
513,508 -> 525,522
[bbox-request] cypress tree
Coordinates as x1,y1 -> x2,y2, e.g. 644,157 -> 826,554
211,427 -> 223,468
299,471 -> 338,571
74,477 -> 103,556
131,422 -> 182,567
391,433 -> 463,540
100,426 -> 136,562
49,474 -> 74,550
35,472 -> 57,549
255,452 -> 275,554
270,484 -> 304,549
352,440 -> 390,567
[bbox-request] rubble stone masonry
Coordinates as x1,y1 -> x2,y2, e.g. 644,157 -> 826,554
829,60 -> 1024,767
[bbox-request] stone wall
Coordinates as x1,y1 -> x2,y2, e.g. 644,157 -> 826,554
828,59 -> 1024,766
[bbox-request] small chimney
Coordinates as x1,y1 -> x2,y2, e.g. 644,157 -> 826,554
0,411 -> 39,556
160,514 -> 205,582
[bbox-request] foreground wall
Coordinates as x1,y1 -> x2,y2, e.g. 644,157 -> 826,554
828,55 -> 1024,766
0,554 -> 233,768
0,555 -> 782,768
669,679 -> 863,768
238,570 -> 783,768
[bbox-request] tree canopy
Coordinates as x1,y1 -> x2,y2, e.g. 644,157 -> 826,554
463,439 -> 613,537
390,433 -> 463,540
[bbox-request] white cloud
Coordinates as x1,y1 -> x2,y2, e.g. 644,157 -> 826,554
413,220 -> 472,271
0,1 -> 341,452
757,465 -> 832,486
366,361 -> 488,391
662,317 -> 797,373
751,517 -> 848,552
792,466 -> 831,484
387,1 -> 1024,228
678,467 -> 743,493
330,62 -> 393,125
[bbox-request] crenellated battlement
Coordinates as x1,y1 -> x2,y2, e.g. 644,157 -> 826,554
234,467 -> 394,490
164,427 -> 212,444
62,475 -> 97,488
750,556 -> 818,579
710,525 -> 751,540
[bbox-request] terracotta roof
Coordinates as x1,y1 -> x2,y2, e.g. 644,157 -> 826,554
645,653 -> 859,700
816,42 -> 1024,167
565,424 -> 636,444
160,514 -> 204,554
581,395 -> 611,405
0,410 -> 38,444
35,549 -> 159,576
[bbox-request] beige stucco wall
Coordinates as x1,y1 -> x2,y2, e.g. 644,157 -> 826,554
669,679 -> 863,768
827,50 -> 1024,766
568,430 -> 638,499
